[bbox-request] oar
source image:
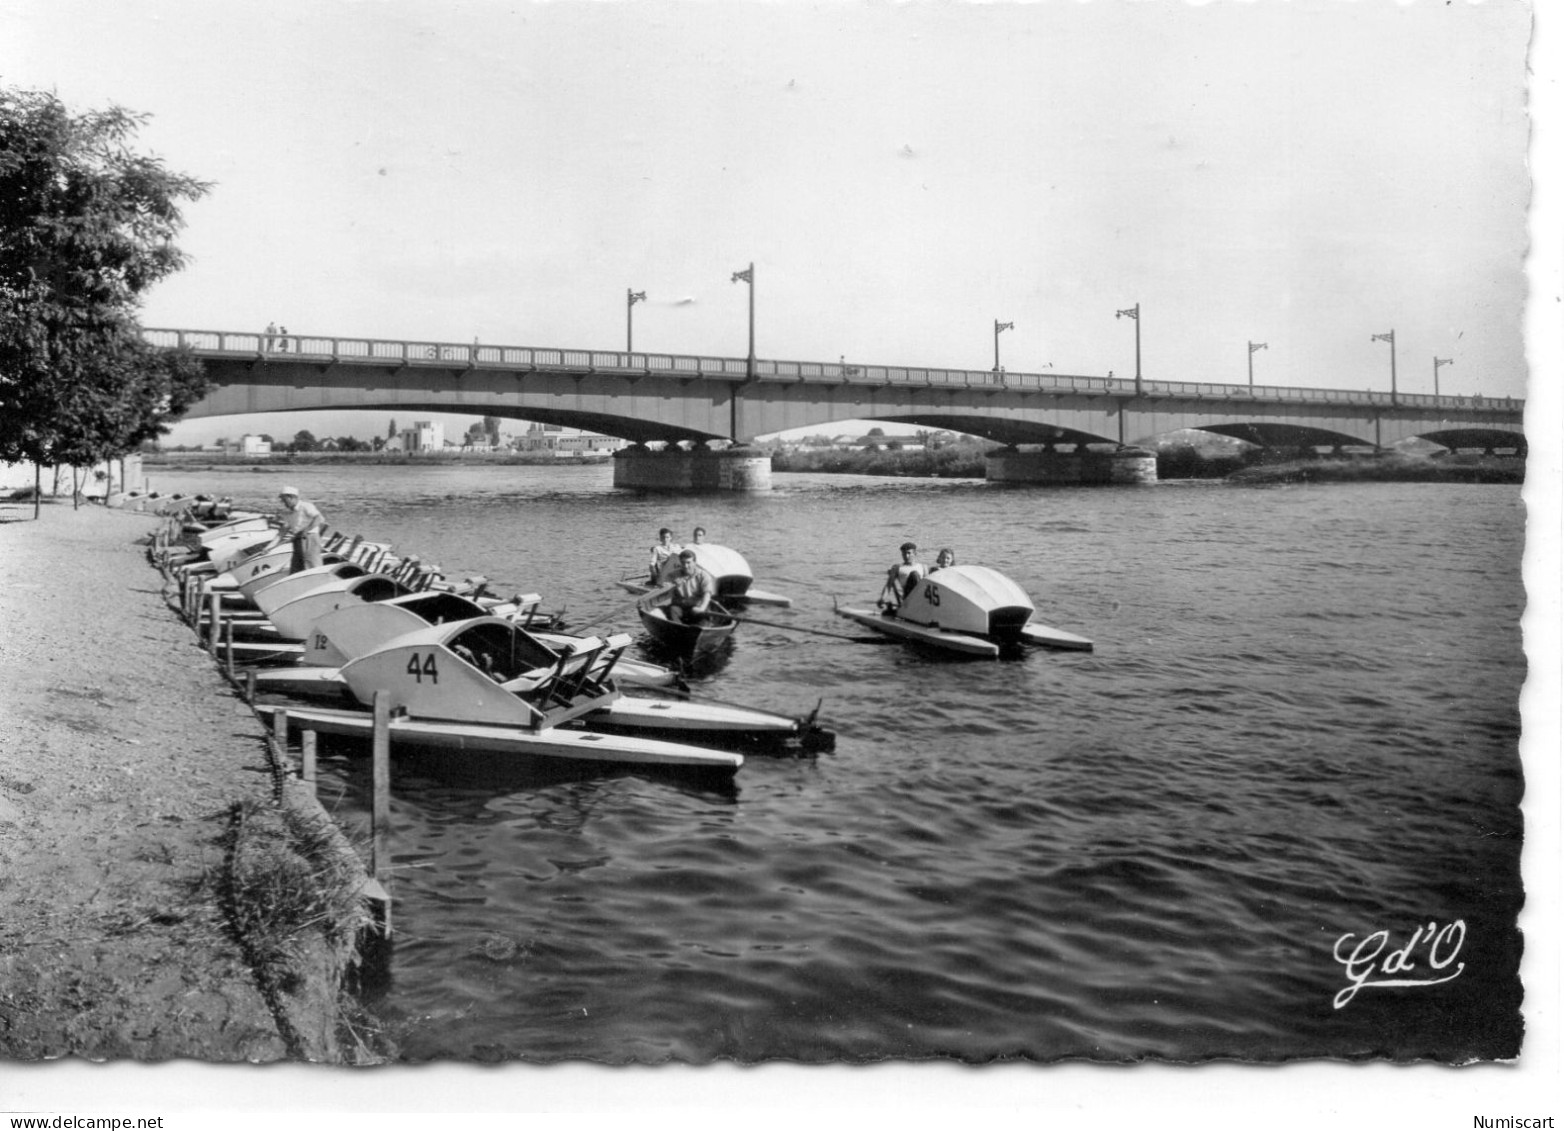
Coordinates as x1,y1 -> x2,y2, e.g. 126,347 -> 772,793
573,583 -> 673,634
725,610 -> 891,644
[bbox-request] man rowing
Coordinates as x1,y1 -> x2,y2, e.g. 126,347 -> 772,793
649,549 -> 717,624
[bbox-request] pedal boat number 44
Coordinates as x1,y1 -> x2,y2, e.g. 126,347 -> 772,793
254,618 -> 791,772
834,565 -> 1092,658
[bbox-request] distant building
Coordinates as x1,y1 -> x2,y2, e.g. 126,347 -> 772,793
238,434 -> 272,456
517,422 -> 625,454
396,420 -> 444,452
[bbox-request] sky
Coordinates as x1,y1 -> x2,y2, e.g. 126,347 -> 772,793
5,0 -> 1562,1120
3,0 -> 1544,447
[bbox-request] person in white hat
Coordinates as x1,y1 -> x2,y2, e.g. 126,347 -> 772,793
270,485 -> 324,573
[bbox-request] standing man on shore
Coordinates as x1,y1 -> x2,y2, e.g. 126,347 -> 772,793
271,485 -> 324,573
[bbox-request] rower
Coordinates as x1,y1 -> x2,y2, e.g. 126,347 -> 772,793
651,550 -> 716,624
878,541 -> 924,611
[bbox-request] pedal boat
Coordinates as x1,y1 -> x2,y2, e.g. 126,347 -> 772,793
256,619 -> 745,771
253,591 -> 678,692
834,565 -> 1093,658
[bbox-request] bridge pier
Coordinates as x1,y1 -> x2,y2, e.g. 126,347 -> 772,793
985,445 -> 1157,485
612,443 -> 774,492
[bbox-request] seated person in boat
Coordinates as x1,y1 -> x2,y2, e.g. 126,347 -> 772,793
690,526 -> 707,545
648,527 -> 682,583
653,550 -> 717,624
878,541 -> 925,610
930,548 -> 956,574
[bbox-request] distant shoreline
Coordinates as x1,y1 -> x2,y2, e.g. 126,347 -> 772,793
142,448 -> 1525,484
143,451 -> 613,470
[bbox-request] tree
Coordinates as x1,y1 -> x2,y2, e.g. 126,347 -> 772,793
387,418 -> 398,439
0,86 -> 211,516
290,429 -> 318,453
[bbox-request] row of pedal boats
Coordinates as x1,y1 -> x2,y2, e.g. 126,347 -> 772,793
161,512 -> 832,775
160,507 -> 1092,776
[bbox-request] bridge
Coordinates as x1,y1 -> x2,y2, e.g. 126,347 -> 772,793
146,327 -> 1526,487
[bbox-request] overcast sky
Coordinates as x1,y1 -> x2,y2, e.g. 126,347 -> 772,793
4,0 -> 1542,445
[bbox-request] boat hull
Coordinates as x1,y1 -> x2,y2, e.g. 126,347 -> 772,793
834,606 -> 1000,657
256,703 -> 742,771
637,602 -> 737,657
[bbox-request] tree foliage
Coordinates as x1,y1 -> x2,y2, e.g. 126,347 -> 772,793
0,86 -> 212,481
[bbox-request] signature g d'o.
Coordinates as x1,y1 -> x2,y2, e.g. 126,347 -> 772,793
1332,920 -> 1467,1010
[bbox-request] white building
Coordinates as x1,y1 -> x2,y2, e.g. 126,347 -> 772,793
397,420 -> 444,452
517,422 -> 625,454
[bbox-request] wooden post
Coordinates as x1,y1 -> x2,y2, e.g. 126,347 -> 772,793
300,727 -> 317,789
224,617 -> 236,681
246,669 -> 257,704
371,690 -> 391,886
207,590 -> 221,656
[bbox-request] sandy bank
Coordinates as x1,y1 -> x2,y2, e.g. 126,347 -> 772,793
0,501 -> 350,1062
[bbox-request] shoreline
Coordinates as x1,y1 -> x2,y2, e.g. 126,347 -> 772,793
0,501 -> 366,1063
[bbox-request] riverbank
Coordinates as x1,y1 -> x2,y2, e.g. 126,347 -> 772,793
0,501 -> 371,1063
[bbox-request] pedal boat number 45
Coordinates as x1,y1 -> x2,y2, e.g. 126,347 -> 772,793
835,565 -> 1092,658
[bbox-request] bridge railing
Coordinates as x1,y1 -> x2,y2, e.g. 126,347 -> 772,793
141,328 -> 1521,413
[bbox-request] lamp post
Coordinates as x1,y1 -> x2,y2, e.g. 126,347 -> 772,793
1372,330 -> 1397,404
1434,356 -> 1454,397
1116,304 -> 1141,396
626,289 -> 646,352
731,263 -> 755,380
993,319 -> 1013,373
1247,341 -> 1268,388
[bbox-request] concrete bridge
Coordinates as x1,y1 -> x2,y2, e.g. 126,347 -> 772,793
147,327 -> 1527,488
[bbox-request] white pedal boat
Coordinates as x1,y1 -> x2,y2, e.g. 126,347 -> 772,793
261,616 -> 822,749
835,565 -> 1092,658
255,593 -> 675,691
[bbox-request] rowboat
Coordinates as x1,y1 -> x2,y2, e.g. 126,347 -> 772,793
637,597 -> 738,658
834,565 -> 1093,658
618,543 -> 792,607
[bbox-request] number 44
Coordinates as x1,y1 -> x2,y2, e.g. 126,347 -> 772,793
406,653 -> 439,683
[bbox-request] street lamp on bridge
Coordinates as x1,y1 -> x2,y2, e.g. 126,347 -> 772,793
626,289 -> 646,352
1247,340 -> 1268,388
731,263 -> 755,381
1372,330 -> 1398,405
1116,304 -> 1141,396
993,319 -> 1013,373
1434,356 -> 1454,397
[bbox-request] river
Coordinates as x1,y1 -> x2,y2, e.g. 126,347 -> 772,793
150,462 -> 1527,1063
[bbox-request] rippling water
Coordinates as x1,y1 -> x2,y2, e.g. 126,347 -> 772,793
154,463 -> 1526,1062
